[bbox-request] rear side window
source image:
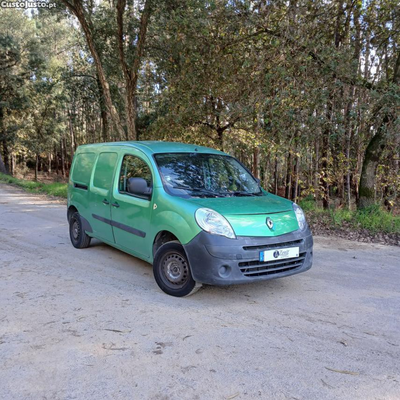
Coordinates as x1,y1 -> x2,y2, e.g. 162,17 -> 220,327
72,152 -> 96,186
119,155 -> 152,193
93,152 -> 118,190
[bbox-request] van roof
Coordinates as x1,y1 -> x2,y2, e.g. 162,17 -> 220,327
79,141 -> 225,156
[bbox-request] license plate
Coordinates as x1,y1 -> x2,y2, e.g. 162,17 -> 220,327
260,247 -> 299,262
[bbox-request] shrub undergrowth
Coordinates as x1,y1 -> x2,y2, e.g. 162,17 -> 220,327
299,196 -> 400,234
0,173 -> 68,199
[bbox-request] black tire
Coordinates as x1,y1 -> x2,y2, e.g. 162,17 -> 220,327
69,212 -> 91,249
153,242 -> 201,297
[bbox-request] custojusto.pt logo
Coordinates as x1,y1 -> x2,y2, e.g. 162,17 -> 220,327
1,1 -> 56,8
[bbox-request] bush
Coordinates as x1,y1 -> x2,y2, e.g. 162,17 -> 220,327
301,197 -> 400,235
330,209 -> 353,226
299,195 -> 317,212
355,205 -> 400,234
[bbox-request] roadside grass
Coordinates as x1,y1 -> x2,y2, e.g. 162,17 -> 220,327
0,173 -> 68,199
299,196 -> 400,234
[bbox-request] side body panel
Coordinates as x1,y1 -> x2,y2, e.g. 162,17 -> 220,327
148,191 -> 202,255
89,151 -> 119,243
110,149 -> 155,259
68,149 -> 97,232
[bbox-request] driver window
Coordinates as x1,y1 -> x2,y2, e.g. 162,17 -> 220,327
119,155 -> 152,194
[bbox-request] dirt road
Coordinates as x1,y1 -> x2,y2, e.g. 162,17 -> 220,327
0,183 -> 399,400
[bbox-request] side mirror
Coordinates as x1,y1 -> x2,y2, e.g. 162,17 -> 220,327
127,177 -> 152,198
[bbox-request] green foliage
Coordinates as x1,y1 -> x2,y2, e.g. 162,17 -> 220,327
306,203 -> 400,235
0,173 -> 67,198
1,1 -> 399,214
354,205 -> 400,234
329,209 -> 354,226
298,196 -> 317,212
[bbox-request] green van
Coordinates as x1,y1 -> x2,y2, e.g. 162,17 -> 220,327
67,141 -> 313,297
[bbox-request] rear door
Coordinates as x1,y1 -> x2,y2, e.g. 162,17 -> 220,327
90,151 -> 119,243
111,152 -> 153,259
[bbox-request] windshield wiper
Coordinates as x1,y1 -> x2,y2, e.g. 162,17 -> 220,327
171,185 -> 226,198
224,191 -> 263,197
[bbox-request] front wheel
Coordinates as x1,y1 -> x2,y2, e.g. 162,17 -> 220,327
69,212 -> 91,249
153,242 -> 201,297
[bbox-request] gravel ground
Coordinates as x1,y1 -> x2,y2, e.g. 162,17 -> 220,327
0,182 -> 399,400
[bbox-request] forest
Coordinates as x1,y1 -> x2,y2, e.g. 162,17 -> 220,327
0,0 -> 399,212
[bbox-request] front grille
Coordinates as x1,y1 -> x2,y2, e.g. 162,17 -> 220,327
243,239 -> 303,251
238,252 -> 306,277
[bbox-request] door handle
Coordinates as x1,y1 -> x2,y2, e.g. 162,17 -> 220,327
103,199 -> 110,205
111,202 -> 120,208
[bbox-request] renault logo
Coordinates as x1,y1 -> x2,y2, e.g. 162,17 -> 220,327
266,217 -> 274,230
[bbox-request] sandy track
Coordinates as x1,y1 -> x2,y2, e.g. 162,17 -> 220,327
0,183 -> 399,400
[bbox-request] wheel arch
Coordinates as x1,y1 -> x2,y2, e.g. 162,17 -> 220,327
152,230 -> 180,258
67,205 -> 78,222
67,205 -> 93,234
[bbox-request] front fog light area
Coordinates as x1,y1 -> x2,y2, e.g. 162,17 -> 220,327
218,265 -> 231,278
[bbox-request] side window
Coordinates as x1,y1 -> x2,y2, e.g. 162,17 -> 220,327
119,155 -> 152,195
72,152 -> 96,186
93,152 -> 118,190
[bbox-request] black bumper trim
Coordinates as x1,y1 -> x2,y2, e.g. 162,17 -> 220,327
183,228 -> 313,285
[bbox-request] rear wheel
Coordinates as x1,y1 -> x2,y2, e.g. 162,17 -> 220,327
69,212 -> 91,249
153,242 -> 201,297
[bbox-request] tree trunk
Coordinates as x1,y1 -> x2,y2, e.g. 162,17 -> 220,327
274,155 -> 278,195
314,137 -> 319,197
10,153 -> 15,176
61,138 -> 66,178
358,115 -> 389,208
116,0 -> 152,141
1,137 -> 10,174
320,95 -> 333,210
358,49 -> 400,208
292,153 -> 300,203
0,152 -> 7,174
35,154 -> 39,181
68,109 -> 76,159
62,0 -> 126,140
285,150 -> 292,199
0,106 -> 8,174
48,153 -> 52,174
252,147 -> 260,179
96,76 -> 110,142
55,144 -> 59,175
217,128 -> 224,151
125,78 -> 136,140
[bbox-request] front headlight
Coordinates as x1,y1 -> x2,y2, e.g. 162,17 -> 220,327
293,203 -> 307,231
195,208 -> 236,239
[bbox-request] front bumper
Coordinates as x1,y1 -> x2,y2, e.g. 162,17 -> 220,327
183,228 -> 313,285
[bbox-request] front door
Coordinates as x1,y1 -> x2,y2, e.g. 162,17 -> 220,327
90,151 -> 118,243
111,153 -> 154,259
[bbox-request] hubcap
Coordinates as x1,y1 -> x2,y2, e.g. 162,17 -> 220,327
72,220 -> 80,240
161,253 -> 189,289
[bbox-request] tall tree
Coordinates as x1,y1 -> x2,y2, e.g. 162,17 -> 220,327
60,0 -> 153,140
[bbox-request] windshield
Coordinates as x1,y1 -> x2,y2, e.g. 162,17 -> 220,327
154,153 -> 262,198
